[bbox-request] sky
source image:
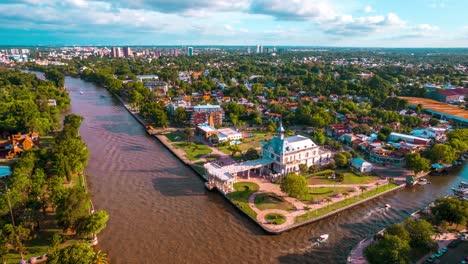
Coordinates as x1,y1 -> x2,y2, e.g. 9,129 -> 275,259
0,0 -> 467,47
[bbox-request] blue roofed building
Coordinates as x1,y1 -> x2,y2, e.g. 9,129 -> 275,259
350,158 -> 373,173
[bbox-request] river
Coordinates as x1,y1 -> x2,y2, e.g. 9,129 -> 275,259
29,71 -> 468,263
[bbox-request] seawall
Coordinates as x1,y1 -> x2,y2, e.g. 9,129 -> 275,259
109,92 -> 414,235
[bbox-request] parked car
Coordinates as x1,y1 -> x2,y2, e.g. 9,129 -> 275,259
449,239 -> 463,248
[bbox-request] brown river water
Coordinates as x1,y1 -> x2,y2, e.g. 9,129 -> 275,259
29,71 -> 467,264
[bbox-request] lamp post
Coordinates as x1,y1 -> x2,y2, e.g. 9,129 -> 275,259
0,181 -> 15,227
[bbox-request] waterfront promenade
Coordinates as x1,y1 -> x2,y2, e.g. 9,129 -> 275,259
111,93 -> 431,235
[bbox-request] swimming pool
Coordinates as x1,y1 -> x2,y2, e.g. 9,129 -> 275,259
0,166 -> 12,178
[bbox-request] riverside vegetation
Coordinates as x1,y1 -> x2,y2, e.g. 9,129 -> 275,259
0,69 -> 109,263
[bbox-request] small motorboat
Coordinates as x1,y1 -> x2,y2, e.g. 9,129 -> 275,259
316,234 -> 329,243
418,178 -> 431,185
79,90 -> 84,94
384,204 -> 391,209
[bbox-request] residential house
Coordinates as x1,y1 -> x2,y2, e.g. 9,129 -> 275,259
350,158 -> 373,173
0,132 -> 39,159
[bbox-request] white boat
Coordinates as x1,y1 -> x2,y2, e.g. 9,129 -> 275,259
80,90 -> 84,94
316,234 -> 329,243
384,204 -> 391,208
418,178 -> 430,185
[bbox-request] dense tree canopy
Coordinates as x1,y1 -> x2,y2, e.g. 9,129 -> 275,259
0,69 -> 69,134
280,174 -> 308,199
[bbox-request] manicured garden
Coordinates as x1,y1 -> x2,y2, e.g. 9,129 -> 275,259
303,186 -> 354,202
227,182 -> 260,219
295,183 -> 400,223
39,135 -> 55,148
265,213 -> 286,225
172,142 -> 212,161
192,162 -> 207,176
254,192 -> 296,212
307,169 -> 378,185
165,130 -> 187,142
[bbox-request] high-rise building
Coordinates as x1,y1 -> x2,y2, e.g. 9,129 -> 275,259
260,45 -> 264,54
247,47 -> 251,54
10,49 -> 19,55
110,47 -> 117,58
21,49 -> 30,54
116,48 -> 122,58
188,47 -> 193,56
155,49 -> 162,57
256,45 -> 260,54
123,46 -> 133,57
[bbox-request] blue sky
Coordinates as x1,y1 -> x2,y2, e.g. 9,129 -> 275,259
0,0 -> 467,47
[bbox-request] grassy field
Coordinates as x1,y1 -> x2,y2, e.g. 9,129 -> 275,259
303,186 -> 354,202
172,142 -> 212,161
227,182 -> 260,219
165,130 -> 187,142
295,183 -> 400,223
307,170 -> 378,185
217,131 -> 272,155
40,135 -> 55,148
265,213 -> 286,225
4,231 -> 51,264
254,192 -> 296,212
192,162 -> 207,176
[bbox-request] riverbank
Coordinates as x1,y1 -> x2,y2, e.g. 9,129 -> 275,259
109,92 -> 422,234
347,196 -> 467,264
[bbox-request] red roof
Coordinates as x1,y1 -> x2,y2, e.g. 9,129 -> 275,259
436,88 -> 468,97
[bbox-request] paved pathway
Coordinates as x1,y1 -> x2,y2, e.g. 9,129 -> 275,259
241,177 -> 393,231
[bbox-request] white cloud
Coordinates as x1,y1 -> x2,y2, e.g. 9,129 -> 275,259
429,1 -> 446,8
363,5 -> 373,13
0,0 -> 455,46
417,24 -> 440,32
250,0 -> 337,21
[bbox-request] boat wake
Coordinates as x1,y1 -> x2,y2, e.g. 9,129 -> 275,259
362,205 -> 391,219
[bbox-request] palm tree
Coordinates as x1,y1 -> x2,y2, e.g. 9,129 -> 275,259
94,250 -> 109,264
343,192 -> 349,204
184,128 -> 194,146
359,186 -> 368,196
325,197 -> 332,209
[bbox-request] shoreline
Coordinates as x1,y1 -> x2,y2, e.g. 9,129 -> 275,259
110,92 -> 413,234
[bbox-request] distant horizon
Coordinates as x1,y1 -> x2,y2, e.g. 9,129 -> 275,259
1,45 -> 468,50
1,1 -> 467,47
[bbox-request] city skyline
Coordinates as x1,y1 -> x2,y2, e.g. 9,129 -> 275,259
0,0 -> 467,47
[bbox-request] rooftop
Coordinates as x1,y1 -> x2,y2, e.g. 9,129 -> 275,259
194,104 -> 221,109
205,158 -> 274,182
400,97 -> 468,121
218,128 -> 241,137
197,123 -> 217,133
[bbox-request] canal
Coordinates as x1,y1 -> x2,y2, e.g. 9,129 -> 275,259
29,71 -> 468,263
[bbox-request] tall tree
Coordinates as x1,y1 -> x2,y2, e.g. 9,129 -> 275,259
280,174 -> 308,199
76,210 -> 109,238
47,243 -> 97,264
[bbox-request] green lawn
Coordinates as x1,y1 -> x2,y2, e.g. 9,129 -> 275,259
172,142 -> 212,161
165,130 -> 187,142
254,192 -> 296,212
192,162 -> 207,176
218,145 -> 231,155
40,135 -> 55,148
265,213 -> 286,225
303,186 -> 354,202
227,182 -> 260,219
295,183 -> 400,223
307,170 -> 378,185
4,231 -> 51,264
